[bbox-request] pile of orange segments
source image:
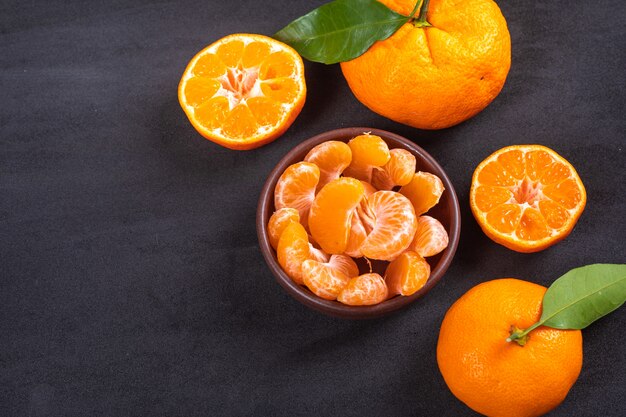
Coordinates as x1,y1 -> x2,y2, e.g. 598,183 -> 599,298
268,134 -> 449,306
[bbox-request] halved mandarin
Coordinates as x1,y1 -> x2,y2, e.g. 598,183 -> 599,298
337,273 -> 389,306
358,191 -> 418,261
277,222 -> 312,284
410,216 -> 449,258
178,34 -> 306,150
343,134 -> 391,182
274,161 -> 319,229
308,177 -> 365,254
470,145 -> 586,252
399,172 -> 445,216
302,255 -> 359,300
267,208 -> 300,250
303,141 -> 352,191
385,251 -> 431,296
371,148 -> 417,190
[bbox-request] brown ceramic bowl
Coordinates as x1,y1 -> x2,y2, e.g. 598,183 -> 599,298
257,128 -> 460,319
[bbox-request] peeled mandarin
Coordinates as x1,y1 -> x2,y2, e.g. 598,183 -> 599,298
385,251 -> 430,296
308,177 -> 366,254
267,208 -> 300,250
337,273 -> 389,306
411,216 -> 449,258
399,171 -> 445,216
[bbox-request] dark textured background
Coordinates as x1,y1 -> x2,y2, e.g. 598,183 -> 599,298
1,0 -> 625,416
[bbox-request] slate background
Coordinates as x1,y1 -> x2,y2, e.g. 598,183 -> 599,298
1,0 -> 625,416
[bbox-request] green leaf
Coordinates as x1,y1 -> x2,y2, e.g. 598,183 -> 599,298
539,264 -> 626,330
273,0 -> 409,65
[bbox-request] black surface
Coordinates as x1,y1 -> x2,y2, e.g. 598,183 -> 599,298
1,0 -> 625,416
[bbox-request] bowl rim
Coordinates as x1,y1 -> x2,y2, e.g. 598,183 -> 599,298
256,127 -> 461,319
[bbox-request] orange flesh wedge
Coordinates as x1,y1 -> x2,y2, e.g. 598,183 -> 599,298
302,255 -> 359,300
399,171 -> 445,216
308,177 -> 366,254
268,208 -> 300,250
411,216 -> 449,258
470,145 -> 586,252
274,161 -> 319,229
277,222 -> 314,285
343,134 -> 391,182
178,34 -> 306,150
385,251 -> 431,296
358,191 -> 417,261
371,148 -> 417,190
304,141 -> 352,191
337,273 -> 389,306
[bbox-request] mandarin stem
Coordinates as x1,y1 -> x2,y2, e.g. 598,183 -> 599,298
407,0 -> 422,20
417,0 -> 431,25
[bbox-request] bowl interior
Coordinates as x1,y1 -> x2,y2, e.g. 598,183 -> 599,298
256,127 -> 460,319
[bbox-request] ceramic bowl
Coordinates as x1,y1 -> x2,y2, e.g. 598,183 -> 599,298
256,128 -> 460,319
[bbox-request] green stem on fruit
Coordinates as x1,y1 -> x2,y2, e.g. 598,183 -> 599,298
412,0 -> 432,28
407,0 -> 422,20
506,322 -> 543,346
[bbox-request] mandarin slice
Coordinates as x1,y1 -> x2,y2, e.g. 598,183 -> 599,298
411,216 -> 449,258
371,148 -> 417,190
385,251 -> 431,296
308,177 -> 365,254
343,134 -> 391,182
302,255 -> 359,300
277,222 -> 312,285
399,172 -> 445,216
268,208 -> 300,250
470,145 -> 586,252
274,162 -> 319,229
304,141 -> 352,191
337,273 -> 389,306
178,34 -> 306,150
358,191 -> 417,261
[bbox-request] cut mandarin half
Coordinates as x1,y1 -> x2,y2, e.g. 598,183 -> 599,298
343,134 -> 391,182
470,145 -> 586,253
399,171 -> 445,216
267,208 -> 300,250
302,255 -> 359,300
385,251 -> 431,297
308,177 -> 366,254
337,273 -> 389,306
303,141 -> 352,191
358,191 -> 418,261
410,216 -> 449,258
371,148 -> 417,190
178,33 -> 306,150
277,222 -> 328,285
274,161 -> 319,229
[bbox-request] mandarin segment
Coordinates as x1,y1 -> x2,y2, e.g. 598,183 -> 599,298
343,134 -> 391,181
359,191 -> 417,261
385,251 -> 430,296
476,160 -> 517,186
194,96 -> 229,130
525,150 -> 554,181
485,204 -> 522,234
216,39 -> 244,67
192,53 -> 227,78
183,77 -> 221,107
267,208 -> 300,250
543,179 -> 583,209
246,96 -> 282,127
308,177 -> 365,254
222,104 -> 258,139
538,200 -> 570,229
274,162 -> 320,228
399,171 -> 445,216
304,141 -> 352,191
473,185 -> 513,212
302,258 -> 350,300
411,216 -> 449,258
371,148 -> 417,190
337,273 -> 389,306
516,208 -> 550,241
277,222 -> 311,285
242,41 -> 271,68
496,149 -> 525,180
